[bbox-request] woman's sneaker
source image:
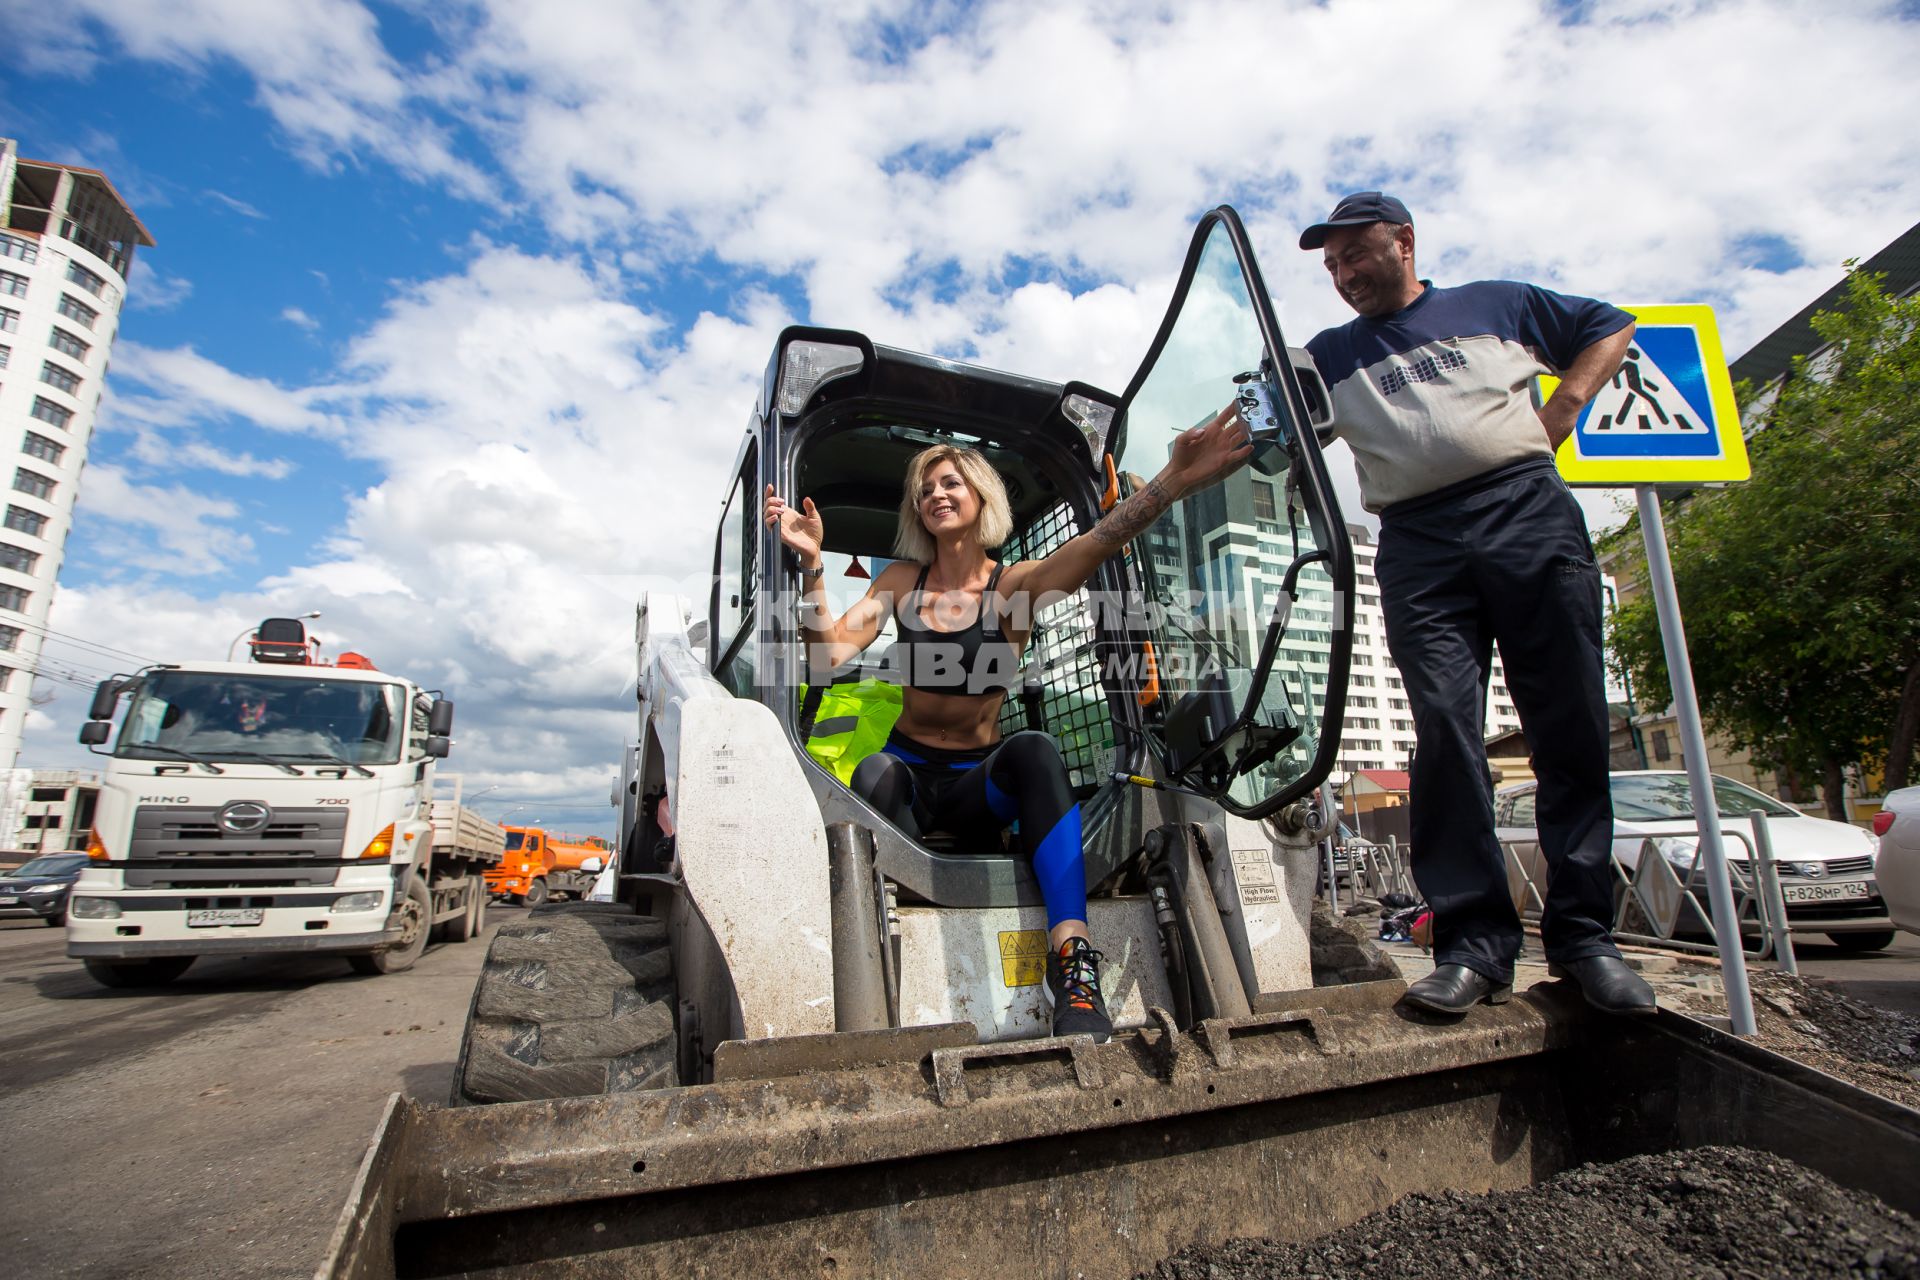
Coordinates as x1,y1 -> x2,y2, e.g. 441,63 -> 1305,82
1043,937 -> 1112,1043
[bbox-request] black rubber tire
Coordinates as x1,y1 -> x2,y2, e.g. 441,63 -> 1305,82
84,955 -> 195,988
470,881 -> 487,937
446,877 -> 478,944
348,876 -> 432,975
522,877 -> 549,908
44,914 -> 64,928
450,903 -> 676,1106
1826,929 -> 1897,953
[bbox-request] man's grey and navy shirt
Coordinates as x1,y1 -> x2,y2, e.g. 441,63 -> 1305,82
1304,281 -> 1632,513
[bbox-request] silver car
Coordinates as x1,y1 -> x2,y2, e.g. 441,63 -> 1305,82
1495,770 -> 1894,952
1875,786 -> 1920,937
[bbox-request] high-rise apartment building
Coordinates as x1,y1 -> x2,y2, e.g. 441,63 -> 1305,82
0,139 -> 151,766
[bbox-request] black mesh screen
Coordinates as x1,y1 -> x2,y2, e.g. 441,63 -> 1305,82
997,501 -> 1115,789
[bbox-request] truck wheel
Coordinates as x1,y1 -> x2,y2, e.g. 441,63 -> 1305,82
450,904 -> 676,1106
446,877 -> 479,944
44,913 -> 64,928
471,883 -> 487,936
1827,930 -> 1896,953
84,956 -> 195,988
348,876 -> 432,975
522,877 -> 549,908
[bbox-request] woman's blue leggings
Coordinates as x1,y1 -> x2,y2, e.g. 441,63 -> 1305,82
851,729 -> 1086,929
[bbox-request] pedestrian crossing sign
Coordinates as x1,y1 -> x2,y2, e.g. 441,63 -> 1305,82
1541,303 -> 1750,486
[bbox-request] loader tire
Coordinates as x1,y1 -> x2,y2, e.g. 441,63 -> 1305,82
451,903 -> 676,1106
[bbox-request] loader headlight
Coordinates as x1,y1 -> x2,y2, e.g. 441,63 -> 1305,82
777,340 -> 864,416
331,891 -> 385,914
70,897 -> 122,920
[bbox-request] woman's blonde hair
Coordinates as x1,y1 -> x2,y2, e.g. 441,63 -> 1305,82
893,444 -> 1013,562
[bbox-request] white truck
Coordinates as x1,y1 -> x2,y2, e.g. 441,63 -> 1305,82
65,618 -> 505,988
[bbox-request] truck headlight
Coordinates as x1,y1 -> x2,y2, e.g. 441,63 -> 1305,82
24,883 -> 65,895
69,897 -> 122,920
330,891 -> 385,914
1652,837 -> 1698,876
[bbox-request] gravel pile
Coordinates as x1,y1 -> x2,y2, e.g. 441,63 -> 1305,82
1670,970 -> 1920,1109
1142,1146 -> 1920,1280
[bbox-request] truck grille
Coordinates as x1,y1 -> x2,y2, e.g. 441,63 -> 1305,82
129,804 -> 350,860
122,805 -> 353,887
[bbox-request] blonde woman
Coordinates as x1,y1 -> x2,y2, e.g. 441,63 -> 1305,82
765,408 -> 1249,1040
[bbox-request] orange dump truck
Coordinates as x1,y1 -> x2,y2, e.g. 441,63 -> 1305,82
484,826 -> 613,906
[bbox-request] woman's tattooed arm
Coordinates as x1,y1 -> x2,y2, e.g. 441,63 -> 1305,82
1091,475 -> 1177,548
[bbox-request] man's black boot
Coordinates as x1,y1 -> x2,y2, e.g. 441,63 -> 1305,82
1549,955 -> 1657,1016
1401,963 -> 1512,1015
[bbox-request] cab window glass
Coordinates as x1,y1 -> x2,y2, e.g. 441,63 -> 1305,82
713,446 -> 758,689
407,695 -> 432,760
1118,221 -> 1335,806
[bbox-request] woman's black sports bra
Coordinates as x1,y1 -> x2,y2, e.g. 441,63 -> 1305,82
890,564 -> 1023,697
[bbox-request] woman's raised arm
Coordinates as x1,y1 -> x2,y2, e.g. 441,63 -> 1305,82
765,484 -> 899,670
1002,404 -> 1251,602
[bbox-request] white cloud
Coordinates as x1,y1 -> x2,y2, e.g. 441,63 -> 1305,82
281,306 -> 320,331
129,268 -> 194,312
205,189 -> 266,219
125,432 -> 297,479
73,465 -> 255,575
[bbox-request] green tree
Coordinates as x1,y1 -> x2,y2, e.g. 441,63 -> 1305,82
1604,267 -> 1920,819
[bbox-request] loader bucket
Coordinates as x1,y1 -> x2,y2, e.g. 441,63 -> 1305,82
320,985 -> 1920,1279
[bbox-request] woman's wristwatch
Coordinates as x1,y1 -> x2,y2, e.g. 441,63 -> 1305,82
799,563 -> 825,582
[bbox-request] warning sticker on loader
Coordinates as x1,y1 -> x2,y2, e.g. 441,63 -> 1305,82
1233,849 -> 1280,905
998,930 -> 1048,987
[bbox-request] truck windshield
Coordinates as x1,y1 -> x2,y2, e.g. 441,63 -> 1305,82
504,832 -> 525,851
114,671 -> 407,766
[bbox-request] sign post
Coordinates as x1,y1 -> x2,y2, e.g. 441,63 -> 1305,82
1545,303 -> 1756,1035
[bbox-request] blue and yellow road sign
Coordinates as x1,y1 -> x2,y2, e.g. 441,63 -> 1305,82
1541,303 -> 1750,486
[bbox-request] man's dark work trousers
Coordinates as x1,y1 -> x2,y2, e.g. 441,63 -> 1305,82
1375,459 -> 1620,984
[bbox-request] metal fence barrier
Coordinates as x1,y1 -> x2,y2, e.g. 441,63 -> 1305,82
1499,811 -> 1798,965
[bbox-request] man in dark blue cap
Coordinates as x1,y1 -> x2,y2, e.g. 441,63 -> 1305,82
1299,191 -> 1654,1017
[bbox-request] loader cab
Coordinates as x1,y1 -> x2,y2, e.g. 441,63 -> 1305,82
708,206 -> 1354,915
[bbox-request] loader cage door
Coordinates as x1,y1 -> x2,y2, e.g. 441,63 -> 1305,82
1111,205 -> 1354,818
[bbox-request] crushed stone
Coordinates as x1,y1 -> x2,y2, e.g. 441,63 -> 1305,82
1141,1145 -> 1920,1280
1667,969 -> 1920,1109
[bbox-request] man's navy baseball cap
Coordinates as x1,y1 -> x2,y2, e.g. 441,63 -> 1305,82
1298,191 -> 1414,250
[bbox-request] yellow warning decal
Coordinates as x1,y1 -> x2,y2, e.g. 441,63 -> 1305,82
998,929 -> 1048,987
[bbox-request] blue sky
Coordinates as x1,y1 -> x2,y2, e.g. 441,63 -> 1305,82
3,0 -> 1918,833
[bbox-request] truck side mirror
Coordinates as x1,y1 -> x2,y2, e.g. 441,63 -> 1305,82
79,721 -> 111,746
580,856 -> 604,873
425,736 -> 451,759
428,698 -> 454,736
89,678 -> 123,722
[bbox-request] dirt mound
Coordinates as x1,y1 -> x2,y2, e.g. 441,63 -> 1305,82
1142,1146 -> 1920,1280
1666,969 -> 1920,1109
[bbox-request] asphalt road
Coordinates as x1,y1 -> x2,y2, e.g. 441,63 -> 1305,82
0,906 -> 525,1279
1788,928 -> 1920,1016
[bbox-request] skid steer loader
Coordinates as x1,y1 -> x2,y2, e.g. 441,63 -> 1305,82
322,208 -> 1920,1280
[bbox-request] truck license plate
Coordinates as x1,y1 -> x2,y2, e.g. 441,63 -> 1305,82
1781,881 -> 1870,904
187,908 -> 265,928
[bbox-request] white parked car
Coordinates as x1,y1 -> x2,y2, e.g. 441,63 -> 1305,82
1495,770 -> 1894,952
1875,786 -> 1920,937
